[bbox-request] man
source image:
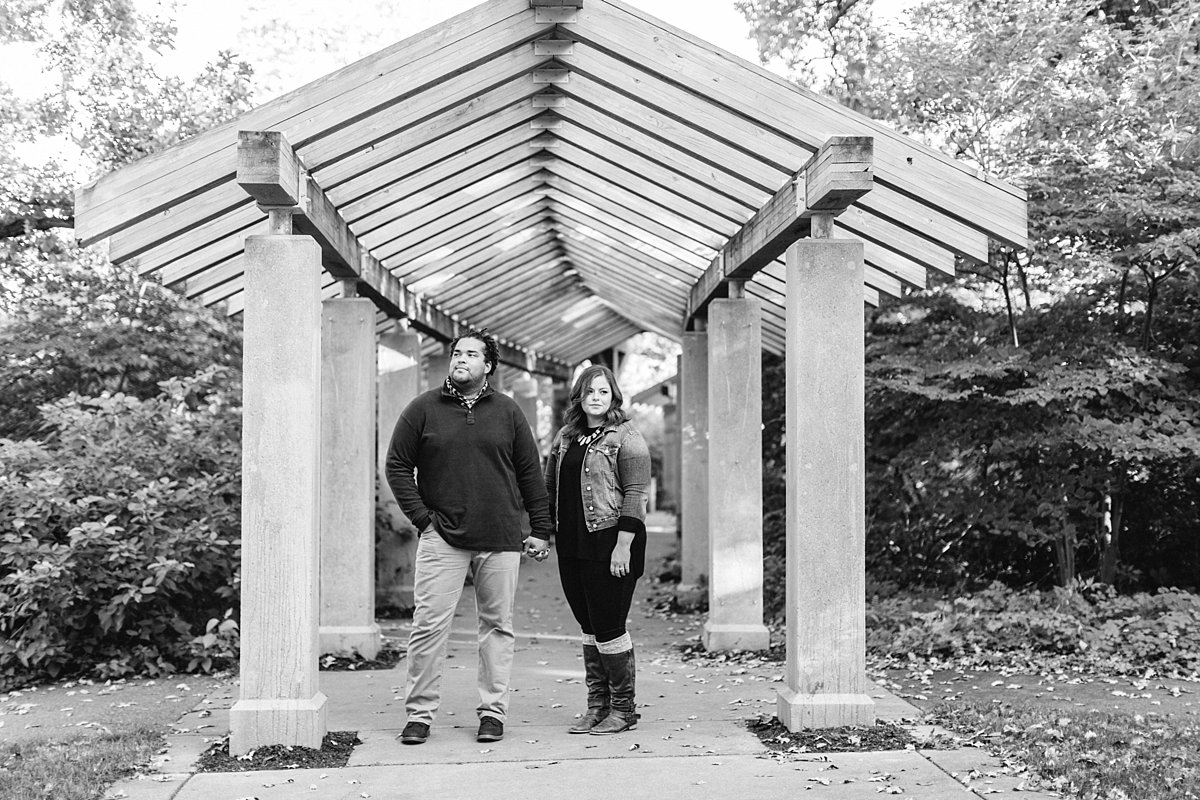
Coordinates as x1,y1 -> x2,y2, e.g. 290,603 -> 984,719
386,328 -> 552,746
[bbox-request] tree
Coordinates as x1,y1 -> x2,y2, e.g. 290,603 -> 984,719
0,0 -> 254,436
0,0 -> 254,242
743,0 -> 1200,589
735,0 -> 882,99
0,0 -> 255,685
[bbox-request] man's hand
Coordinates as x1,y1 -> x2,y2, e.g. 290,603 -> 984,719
523,536 -> 550,562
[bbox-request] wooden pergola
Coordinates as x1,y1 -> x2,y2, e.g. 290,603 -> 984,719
75,0 -> 1026,754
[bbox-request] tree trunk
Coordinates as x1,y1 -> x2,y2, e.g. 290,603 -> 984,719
1001,271 -> 1019,348
1115,268 -> 1130,334
1098,475 -> 1126,584
1014,249 -> 1032,309
1053,528 -> 1077,588
1140,270 -> 1158,350
991,245 -> 1020,347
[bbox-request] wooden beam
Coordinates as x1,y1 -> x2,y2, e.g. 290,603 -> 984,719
684,136 -> 873,325
236,131 -> 567,379
567,4 -> 1026,249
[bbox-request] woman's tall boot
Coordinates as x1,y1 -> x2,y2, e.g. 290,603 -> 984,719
568,638 -> 609,733
591,638 -> 637,735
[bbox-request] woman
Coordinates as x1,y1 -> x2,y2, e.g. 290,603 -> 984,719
541,364 -> 651,735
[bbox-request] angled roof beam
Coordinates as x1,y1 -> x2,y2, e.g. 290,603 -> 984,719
685,136 -> 873,326
236,130 -> 568,379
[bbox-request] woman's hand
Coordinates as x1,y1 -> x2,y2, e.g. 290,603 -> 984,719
610,540 -> 633,577
524,536 -> 550,562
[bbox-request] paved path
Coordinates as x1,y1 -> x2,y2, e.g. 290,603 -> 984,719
108,515 -> 1059,800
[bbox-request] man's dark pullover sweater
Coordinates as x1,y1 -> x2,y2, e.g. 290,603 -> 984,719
385,383 -> 552,551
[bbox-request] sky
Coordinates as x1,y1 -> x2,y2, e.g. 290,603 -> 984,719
4,0 -> 916,102
0,0 -> 912,167
163,0 -> 770,97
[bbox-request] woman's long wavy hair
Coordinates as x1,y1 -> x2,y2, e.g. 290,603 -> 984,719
562,364 -> 629,440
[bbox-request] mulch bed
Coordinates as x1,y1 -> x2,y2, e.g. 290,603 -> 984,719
195,731 -> 361,772
747,716 -> 922,753
319,644 -> 405,671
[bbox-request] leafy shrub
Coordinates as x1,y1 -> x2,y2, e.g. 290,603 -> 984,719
0,367 -> 241,690
0,257 -> 242,440
866,581 -> 1200,676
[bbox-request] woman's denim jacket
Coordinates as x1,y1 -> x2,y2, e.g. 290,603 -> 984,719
544,420 -> 651,534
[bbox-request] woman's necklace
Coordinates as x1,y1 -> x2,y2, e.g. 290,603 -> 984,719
576,427 -> 603,446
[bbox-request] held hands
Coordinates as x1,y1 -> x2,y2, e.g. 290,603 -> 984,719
523,536 -> 550,562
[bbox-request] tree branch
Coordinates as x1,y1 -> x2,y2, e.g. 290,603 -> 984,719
0,215 -> 75,240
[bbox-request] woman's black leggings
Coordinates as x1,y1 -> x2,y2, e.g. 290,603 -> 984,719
557,556 -> 639,643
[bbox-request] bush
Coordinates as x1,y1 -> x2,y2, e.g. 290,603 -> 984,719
866,581 -> 1200,676
0,367 -> 241,690
0,257 -> 242,440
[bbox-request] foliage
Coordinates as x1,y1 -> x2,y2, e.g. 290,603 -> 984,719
739,0 -> 1200,343
866,581 -> 1200,677
0,254 -> 242,439
0,0 -> 254,241
748,717 -> 924,754
862,289 -> 1200,590
748,0 -> 1200,593
934,700 -> 1200,798
734,0 -> 883,100
195,732 -> 362,773
0,368 -> 242,690
760,276 -> 1200,601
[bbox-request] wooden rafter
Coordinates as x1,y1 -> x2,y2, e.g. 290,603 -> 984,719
235,131 -> 568,379
73,0 -> 1027,363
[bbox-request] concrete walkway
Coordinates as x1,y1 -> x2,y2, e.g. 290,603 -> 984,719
108,515 -> 1058,800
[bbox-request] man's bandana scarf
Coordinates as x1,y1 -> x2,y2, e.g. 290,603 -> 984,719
445,377 -> 489,410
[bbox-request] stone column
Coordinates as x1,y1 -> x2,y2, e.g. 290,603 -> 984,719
777,239 -> 874,729
318,297 -> 381,659
703,295 -> 770,652
423,341 -> 449,390
662,395 -> 679,512
512,370 -> 539,436
678,328 -> 709,604
230,234 -> 328,754
376,329 -> 422,613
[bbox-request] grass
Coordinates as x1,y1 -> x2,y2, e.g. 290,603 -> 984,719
0,727 -> 163,800
933,699 -> 1200,799
0,674 -> 227,800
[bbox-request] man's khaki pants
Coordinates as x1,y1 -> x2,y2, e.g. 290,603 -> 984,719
404,531 -> 521,725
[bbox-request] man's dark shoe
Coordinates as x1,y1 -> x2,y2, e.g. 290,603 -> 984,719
400,721 -> 430,745
476,715 -> 504,742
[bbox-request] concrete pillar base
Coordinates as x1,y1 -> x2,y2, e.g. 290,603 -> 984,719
702,622 -> 769,652
318,624 -> 382,659
776,688 -> 875,730
230,693 -> 329,754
